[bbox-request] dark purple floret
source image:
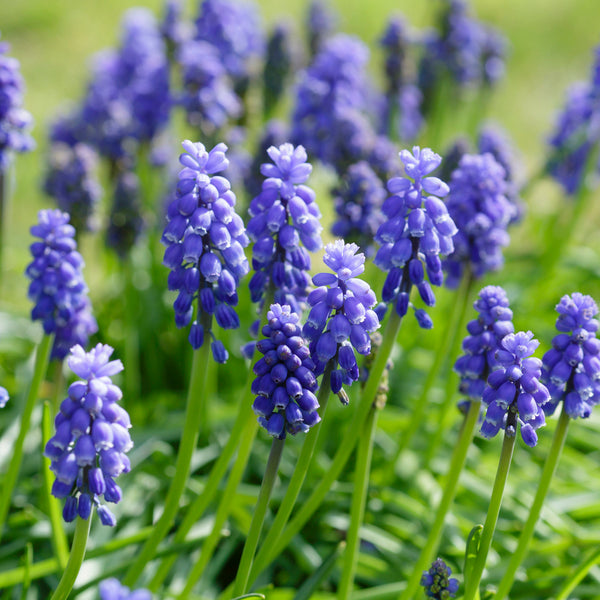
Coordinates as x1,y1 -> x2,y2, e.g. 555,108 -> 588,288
374,146 -> 457,328
45,344 -> 129,526
106,170 -> 144,258
455,286 -> 514,413
481,331 -> 550,447
43,142 -> 102,233
421,558 -> 459,599
162,141 -> 249,362
443,152 -> 516,288
302,241 -> 380,401
177,39 -> 241,133
99,578 -> 152,600
0,37 -> 35,171
252,304 -> 320,438
542,293 -> 600,419
331,161 -> 387,256
306,0 -> 338,57
247,142 -> 321,314
26,209 -> 97,360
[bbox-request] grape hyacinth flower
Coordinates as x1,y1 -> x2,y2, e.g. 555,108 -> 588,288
306,0 -> 338,57
26,209 -> 98,361
106,171 -> 144,258
162,141 -> 249,363
252,304 -> 320,438
0,386 -> 8,408
542,293 -> 600,418
443,152 -> 516,288
44,344 -> 129,526
0,36 -> 35,171
43,141 -> 102,233
374,147 -> 457,328
247,143 -> 321,314
421,558 -> 459,599
263,22 -> 297,117
99,578 -> 151,600
303,240 -> 380,401
455,286 -> 514,410
481,331 -> 550,447
380,15 -> 411,97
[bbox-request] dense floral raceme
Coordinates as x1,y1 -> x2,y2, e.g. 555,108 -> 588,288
547,45 -> 600,195
306,0 -> 337,57
542,293 -> 600,418
25,209 -> 98,360
263,22 -> 297,117
0,36 -> 35,171
43,141 -> 102,233
252,304 -> 320,439
443,152 -> 516,288
99,578 -> 151,600
303,241 -> 380,401
455,286 -> 514,410
481,331 -> 550,447
374,146 -> 457,328
44,344 -> 130,526
247,143 -> 321,314
162,141 -> 249,362
421,558 -> 459,599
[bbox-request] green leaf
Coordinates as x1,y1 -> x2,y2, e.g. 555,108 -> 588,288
463,525 -> 483,593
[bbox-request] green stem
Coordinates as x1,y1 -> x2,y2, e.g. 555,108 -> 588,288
463,425 -> 516,600
232,437 -> 285,598
0,333 -> 53,541
176,416 -> 259,598
494,406 -> 570,600
400,400 -> 480,600
122,338 -> 212,587
247,363 -> 333,579
123,258 -> 141,402
42,401 -> 70,569
0,171 -> 6,289
246,311 -> 403,588
555,547 -> 600,600
49,514 -> 92,600
338,403 -> 379,600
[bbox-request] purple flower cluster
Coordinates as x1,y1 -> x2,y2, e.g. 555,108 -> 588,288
160,0 -> 189,52
303,241 -> 380,400
380,15 -> 411,96
247,143 -> 321,313
481,331 -> 550,447
162,141 -> 249,362
45,344 -> 129,526
263,22 -> 297,117
100,578 -> 151,600
375,147 -> 457,328
331,161 -> 387,256
421,558 -> 459,600
106,171 -> 144,258
252,304 -> 320,438
43,142 -> 102,233
26,210 -> 97,361
455,286 -> 514,406
176,40 -> 241,133
306,0 -> 338,57
0,37 -> 35,171
443,152 -> 516,288
0,387 -> 8,408
542,293 -> 600,418
79,9 -> 170,159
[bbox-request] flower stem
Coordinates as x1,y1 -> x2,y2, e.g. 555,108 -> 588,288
232,437 -> 285,598
463,424 -> 516,600
246,311 -> 403,588
0,333 -> 53,541
338,401 -> 379,600
49,513 -> 92,600
123,257 -> 141,402
42,400 -> 70,569
122,336 -> 212,587
0,171 -> 6,289
494,406 -> 570,600
399,399 -> 481,600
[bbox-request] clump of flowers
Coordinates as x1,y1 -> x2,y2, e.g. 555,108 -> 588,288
421,558 -> 459,599
0,35 -> 35,171
374,146 -> 457,328
25,209 -> 97,361
481,331 -> 550,447
162,141 -> 249,363
302,240 -> 380,401
247,143 -> 321,314
306,0 -> 338,57
542,293 -> 600,418
263,22 -> 297,117
99,577 -> 151,600
44,344 -> 129,526
252,304 -> 320,438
